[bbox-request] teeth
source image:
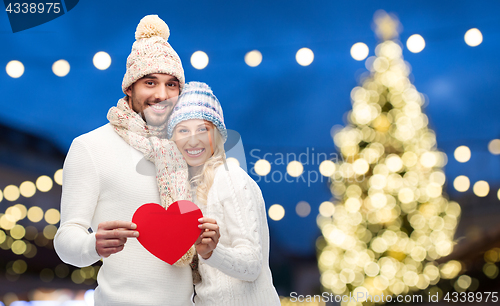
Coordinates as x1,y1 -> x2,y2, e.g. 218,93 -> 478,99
151,104 -> 166,110
187,149 -> 203,155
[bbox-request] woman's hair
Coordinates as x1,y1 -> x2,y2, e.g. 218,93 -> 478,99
189,122 -> 226,205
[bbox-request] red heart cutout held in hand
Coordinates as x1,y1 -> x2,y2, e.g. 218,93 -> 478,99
132,201 -> 203,265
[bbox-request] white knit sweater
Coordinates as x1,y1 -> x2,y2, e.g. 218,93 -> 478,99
54,124 -> 194,306
193,163 -> 281,306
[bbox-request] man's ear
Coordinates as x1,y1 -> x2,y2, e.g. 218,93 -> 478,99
125,87 -> 132,97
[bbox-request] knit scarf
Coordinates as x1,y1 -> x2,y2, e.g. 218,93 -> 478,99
107,98 -> 196,268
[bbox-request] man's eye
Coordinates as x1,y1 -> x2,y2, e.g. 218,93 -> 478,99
146,81 -> 155,86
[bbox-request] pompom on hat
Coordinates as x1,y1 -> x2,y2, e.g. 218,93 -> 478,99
167,82 -> 227,142
122,15 -> 185,94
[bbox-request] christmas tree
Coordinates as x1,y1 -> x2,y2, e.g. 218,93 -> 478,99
317,11 -> 462,304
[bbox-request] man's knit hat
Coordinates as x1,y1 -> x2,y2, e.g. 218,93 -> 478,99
167,82 -> 227,142
122,15 -> 185,94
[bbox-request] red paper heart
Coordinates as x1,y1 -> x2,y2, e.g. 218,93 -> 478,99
132,201 -> 203,265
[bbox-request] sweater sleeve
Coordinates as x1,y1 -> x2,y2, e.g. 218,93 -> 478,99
200,165 -> 265,282
54,138 -> 102,267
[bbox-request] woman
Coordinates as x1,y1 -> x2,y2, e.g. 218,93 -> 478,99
167,81 -> 281,306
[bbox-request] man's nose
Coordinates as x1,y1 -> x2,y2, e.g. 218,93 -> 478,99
155,86 -> 169,101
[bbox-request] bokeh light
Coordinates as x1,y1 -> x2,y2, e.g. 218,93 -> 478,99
10,224 -> 25,240
44,208 -> 61,225
351,42 -> 369,61
454,146 -> 471,163
3,185 -> 20,202
268,204 -> 285,221
488,139 -> 500,155
19,181 -> 36,198
27,206 -> 44,223
54,169 -> 63,185
406,34 -> 425,53
93,51 -> 112,70
319,201 -> 335,217
191,51 -> 209,69
296,48 -> 314,66
52,59 -> 70,77
453,175 -> 470,192
43,225 -> 58,239
12,259 -> 27,274
244,50 -> 262,67
287,161 -> 303,177
6,60 -> 24,78
254,159 -> 271,176
473,180 -> 489,197
36,175 -> 53,192
464,28 -> 483,47
295,201 -> 311,217
40,268 -> 54,282
319,160 -> 336,177
11,240 -> 27,255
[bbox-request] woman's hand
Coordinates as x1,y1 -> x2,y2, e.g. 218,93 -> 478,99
195,218 -> 220,259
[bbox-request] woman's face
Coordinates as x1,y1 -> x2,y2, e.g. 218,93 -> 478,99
173,119 -> 215,167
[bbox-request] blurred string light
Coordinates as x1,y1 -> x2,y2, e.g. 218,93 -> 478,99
351,43 -> 369,61
473,180 -> 489,197
93,51 -> 111,70
406,34 -> 425,53
287,161 -> 304,177
54,169 -> 63,185
319,201 -> 335,217
19,181 -> 36,198
319,160 -> 336,177
464,28 -> 483,47
488,139 -> 500,155
296,48 -> 314,66
454,145 -> 471,163
52,59 -> 70,77
191,51 -> 209,69
244,50 -> 262,67
3,185 -> 20,201
0,170 -> 102,288
6,60 -> 24,78
296,201 -> 311,217
453,175 -> 470,192
268,204 -> 285,221
36,175 -> 53,192
317,11 -> 462,301
254,159 -> 271,176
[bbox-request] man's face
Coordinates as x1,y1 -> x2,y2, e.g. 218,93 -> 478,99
125,74 -> 180,126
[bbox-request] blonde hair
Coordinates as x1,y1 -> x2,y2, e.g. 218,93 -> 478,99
189,123 -> 226,205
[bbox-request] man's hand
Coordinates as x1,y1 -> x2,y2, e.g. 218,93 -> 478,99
95,221 -> 139,258
195,218 -> 220,259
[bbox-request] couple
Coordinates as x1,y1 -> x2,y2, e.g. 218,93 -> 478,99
54,15 -> 280,306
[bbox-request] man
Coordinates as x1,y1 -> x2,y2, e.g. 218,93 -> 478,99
54,15 -> 218,306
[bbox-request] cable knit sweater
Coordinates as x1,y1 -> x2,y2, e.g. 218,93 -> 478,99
54,124 -> 193,306
194,163 -> 281,306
